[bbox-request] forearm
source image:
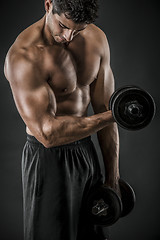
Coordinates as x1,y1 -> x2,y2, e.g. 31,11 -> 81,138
97,123 -> 120,188
33,110 -> 114,148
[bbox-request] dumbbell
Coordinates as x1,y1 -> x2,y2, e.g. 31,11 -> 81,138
109,85 -> 156,130
86,179 -> 136,226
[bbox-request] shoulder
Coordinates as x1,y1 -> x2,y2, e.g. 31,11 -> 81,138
82,24 -> 110,56
4,41 -> 46,92
87,24 -> 107,41
4,18 -> 46,81
4,20 -> 46,84
4,44 -> 34,82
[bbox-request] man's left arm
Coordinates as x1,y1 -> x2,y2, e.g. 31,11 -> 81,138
90,32 -> 120,191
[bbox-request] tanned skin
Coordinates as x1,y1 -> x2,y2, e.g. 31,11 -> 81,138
4,0 -> 120,190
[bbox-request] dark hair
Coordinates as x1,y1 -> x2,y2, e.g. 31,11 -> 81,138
52,0 -> 99,24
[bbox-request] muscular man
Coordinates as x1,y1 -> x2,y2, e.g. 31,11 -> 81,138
4,0 -> 120,239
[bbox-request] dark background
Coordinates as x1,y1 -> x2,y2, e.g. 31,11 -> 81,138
0,0 -> 159,239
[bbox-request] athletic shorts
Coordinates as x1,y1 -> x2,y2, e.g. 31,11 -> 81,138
22,134 -> 110,240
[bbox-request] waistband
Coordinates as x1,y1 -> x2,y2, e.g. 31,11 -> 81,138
26,134 -> 91,148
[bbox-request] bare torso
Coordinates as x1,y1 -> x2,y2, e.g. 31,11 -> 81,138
6,16 -> 105,136
5,14 -> 120,189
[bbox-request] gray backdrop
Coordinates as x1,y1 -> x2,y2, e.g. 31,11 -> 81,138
0,0 -> 159,239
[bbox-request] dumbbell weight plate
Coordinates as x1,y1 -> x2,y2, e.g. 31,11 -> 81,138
119,179 -> 136,217
109,86 -> 156,130
86,186 -> 122,226
109,86 -> 137,111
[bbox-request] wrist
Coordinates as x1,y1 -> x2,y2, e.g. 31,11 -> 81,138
104,174 -> 120,188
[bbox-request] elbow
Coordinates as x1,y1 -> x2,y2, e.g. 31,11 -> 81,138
40,131 -> 57,148
36,120 -> 56,148
28,117 -> 61,148
33,126 -> 57,148
42,139 -> 53,148
42,135 -> 63,148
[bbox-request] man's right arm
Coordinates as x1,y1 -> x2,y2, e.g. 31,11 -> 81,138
4,52 -> 113,147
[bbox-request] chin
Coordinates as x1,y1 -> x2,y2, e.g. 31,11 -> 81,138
54,36 -> 65,43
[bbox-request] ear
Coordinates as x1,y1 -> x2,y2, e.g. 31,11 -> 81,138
45,0 -> 53,13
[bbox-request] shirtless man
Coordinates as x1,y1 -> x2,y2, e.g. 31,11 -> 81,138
4,0 -> 120,239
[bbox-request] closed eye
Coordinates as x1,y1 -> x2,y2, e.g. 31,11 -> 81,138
59,21 -> 86,32
59,22 -> 68,29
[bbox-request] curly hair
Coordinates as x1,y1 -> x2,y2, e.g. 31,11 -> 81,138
52,0 -> 99,24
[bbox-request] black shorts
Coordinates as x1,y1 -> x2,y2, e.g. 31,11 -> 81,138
22,134 -> 110,240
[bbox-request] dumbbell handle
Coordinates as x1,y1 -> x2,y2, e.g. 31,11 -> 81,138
92,199 -> 109,216
124,100 -> 143,119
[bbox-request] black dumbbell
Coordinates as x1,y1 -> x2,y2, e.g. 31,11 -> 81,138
109,85 -> 156,130
86,179 -> 136,226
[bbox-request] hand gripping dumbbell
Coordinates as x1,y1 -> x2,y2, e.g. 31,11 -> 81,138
109,85 -> 156,130
86,179 -> 136,226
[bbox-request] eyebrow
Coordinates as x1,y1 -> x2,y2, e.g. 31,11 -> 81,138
59,22 -> 86,31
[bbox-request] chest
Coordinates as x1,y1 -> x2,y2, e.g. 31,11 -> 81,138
44,44 -> 100,96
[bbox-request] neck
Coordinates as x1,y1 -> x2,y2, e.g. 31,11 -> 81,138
42,15 -> 57,45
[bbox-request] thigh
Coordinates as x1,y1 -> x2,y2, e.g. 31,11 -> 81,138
22,141 -> 92,240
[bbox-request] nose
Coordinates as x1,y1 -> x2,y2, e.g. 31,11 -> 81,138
63,29 -> 74,42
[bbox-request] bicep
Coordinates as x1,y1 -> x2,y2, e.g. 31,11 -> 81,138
7,56 -> 56,135
90,60 -> 115,114
90,36 -> 115,113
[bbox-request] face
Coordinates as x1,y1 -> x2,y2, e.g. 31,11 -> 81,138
45,2 -> 87,44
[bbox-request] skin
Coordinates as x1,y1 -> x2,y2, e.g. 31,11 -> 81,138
4,0 -> 120,189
